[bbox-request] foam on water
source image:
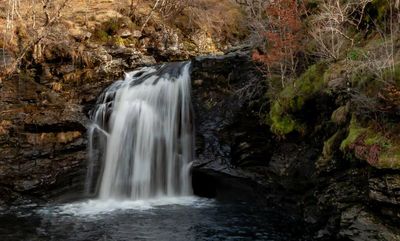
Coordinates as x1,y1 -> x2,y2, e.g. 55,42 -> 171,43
38,197 -> 214,217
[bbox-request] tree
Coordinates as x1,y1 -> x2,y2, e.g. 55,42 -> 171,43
309,0 -> 372,60
252,0 -> 304,87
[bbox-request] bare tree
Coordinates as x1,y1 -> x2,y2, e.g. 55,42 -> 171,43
157,0 -> 191,18
309,0 -> 372,60
349,1 -> 399,84
3,0 -> 70,76
347,1 -> 400,118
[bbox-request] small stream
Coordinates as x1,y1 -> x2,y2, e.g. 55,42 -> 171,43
0,197 -> 309,241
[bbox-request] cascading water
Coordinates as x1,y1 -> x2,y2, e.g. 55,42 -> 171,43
86,62 -> 194,200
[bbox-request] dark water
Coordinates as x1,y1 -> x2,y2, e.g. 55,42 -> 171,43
0,197 -> 308,241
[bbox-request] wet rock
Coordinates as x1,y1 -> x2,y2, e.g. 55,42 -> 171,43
189,49 -> 400,241
14,180 -> 41,192
191,50 -> 281,192
0,76 -> 89,204
339,206 -> 400,241
269,143 -> 318,178
369,174 -> 400,205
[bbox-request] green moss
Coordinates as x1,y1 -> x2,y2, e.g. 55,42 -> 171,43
379,149 -> 400,169
298,63 -> 327,93
269,101 -> 305,135
340,116 -> 400,169
268,63 -> 328,136
270,114 -> 297,136
340,116 -> 366,151
364,134 -> 390,147
114,36 -> 125,47
289,96 -> 304,112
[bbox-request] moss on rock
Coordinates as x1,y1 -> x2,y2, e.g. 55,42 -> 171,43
340,116 -> 366,151
268,63 -> 328,136
340,116 -> 400,169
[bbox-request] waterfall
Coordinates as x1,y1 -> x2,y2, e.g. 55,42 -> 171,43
86,62 -> 194,200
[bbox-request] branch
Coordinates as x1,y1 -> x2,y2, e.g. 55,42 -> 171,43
3,0 -> 70,77
141,0 -> 161,32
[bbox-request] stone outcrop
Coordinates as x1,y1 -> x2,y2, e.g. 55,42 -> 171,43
0,76 -> 88,204
189,50 -> 400,241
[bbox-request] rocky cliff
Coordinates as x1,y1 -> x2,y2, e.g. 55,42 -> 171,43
190,51 -> 400,241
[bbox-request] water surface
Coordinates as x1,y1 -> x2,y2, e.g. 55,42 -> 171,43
0,197 -> 308,241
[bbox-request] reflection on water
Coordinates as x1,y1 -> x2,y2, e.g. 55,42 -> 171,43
0,197 -> 309,241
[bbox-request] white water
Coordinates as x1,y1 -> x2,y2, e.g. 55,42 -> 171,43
86,62 -> 194,200
38,197 -> 214,217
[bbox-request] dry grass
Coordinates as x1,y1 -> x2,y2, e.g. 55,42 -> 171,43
0,0 -> 245,51
0,0 -> 246,77
172,0 -> 246,42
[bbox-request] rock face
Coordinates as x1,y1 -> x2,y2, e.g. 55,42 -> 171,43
190,50 -> 318,203
189,51 -> 400,240
0,76 -> 89,204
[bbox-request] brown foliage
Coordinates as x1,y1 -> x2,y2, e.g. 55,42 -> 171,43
252,0 -> 304,86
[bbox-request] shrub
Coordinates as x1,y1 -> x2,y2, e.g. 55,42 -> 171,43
252,0 -> 304,87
